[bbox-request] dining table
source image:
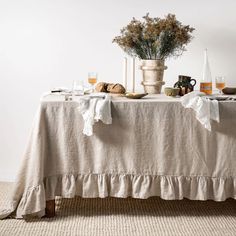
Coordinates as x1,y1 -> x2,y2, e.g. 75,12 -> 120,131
0,94 -> 235,219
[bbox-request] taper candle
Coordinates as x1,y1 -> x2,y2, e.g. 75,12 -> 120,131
123,57 -> 127,89
130,57 -> 135,92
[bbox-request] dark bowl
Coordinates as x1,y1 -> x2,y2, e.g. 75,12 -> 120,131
222,87 -> 236,95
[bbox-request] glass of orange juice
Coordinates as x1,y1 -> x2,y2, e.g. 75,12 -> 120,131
215,76 -> 225,94
88,72 -> 97,92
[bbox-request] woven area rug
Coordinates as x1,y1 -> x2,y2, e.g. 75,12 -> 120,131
0,182 -> 235,236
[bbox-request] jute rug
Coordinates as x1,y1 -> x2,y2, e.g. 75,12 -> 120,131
0,182 -> 235,236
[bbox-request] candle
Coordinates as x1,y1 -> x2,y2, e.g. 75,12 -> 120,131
123,57 -> 127,90
130,57 -> 135,92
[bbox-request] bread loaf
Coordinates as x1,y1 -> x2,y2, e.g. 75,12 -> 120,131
107,83 -> 126,94
95,82 -> 126,94
95,82 -> 108,92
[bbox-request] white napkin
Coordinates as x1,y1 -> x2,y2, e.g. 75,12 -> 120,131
181,91 -> 219,131
77,93 -> 112,136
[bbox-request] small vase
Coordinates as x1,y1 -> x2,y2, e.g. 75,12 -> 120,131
139,59 -> 167,94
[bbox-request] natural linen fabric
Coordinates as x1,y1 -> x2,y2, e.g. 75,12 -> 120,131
0,95 -> 235,219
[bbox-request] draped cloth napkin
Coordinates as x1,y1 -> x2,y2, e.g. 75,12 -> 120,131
77,93 -> 112,136
181,91 -> 220,131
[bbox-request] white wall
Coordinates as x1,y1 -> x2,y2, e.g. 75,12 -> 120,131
1,0 -> 236,182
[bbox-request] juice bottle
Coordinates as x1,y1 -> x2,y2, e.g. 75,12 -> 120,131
200,82 -> 212,95
200,49 -> 212,95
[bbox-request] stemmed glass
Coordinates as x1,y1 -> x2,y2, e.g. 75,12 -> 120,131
215,76 -> 226,94
88,72 -> 97,92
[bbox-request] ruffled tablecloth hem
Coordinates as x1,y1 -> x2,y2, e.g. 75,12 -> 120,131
1,173 -> 235,219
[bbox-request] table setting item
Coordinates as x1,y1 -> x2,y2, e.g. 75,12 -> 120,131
125,93 -> 148,99
215,76 -> 226,94
225,97 -> 236,100
51,88 -> 67,93
51,87 -> 71,94
88,72 -> 98,93
200,49 -> 213,95
173,75 -> 196,96
164,87 -> 180,97
95,82 -> 126,94
205,95 -> 236,101
88,72 -> 97,85
72,80 -> 84,96
205,96 -> 229,101
77,92 -> 112,136
42,87 -> 74,101
181,91 -> 219,131
222,87 -> 236,95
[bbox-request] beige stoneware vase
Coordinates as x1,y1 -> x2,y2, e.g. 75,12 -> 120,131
140,59 -> 167,94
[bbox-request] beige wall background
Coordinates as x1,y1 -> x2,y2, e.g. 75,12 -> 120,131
1,0 -> 236,181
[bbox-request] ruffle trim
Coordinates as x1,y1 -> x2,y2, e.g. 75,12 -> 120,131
1,174 -> 236,219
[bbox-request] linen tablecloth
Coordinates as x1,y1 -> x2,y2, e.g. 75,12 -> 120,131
1,95 -> 235,219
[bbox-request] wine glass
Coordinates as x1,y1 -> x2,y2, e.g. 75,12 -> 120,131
88,72 -> 97,92
215,76 -> 226,94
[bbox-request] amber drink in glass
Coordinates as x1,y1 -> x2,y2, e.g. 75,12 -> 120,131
215,76 -> 225,94
200,82 -> 212,95
88,72 -> 97,85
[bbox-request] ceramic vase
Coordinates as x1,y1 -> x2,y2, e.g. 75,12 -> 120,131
140,59 -> 167,94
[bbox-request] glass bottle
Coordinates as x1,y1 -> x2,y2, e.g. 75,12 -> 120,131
200,49 -> 212,95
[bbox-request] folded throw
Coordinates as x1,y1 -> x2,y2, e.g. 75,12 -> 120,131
77,93 -> 112,136
181,91 -> 219,131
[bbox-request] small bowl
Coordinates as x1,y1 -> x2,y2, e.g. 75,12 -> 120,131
222,87 -> 236,95
164,87 -> 180,97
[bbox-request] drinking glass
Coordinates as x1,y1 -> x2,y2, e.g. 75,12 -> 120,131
215,76 -> 225,94
88,72 -> 97,92
72,80 -> 84,96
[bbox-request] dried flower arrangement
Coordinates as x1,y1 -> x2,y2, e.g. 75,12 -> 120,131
113,14 -> 195,60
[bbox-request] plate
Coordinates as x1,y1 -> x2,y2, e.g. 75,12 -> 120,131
205,96 -> 229,101
125,93 -> 148,99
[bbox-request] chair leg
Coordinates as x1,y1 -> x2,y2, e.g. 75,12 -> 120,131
45,199 -> 55,217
